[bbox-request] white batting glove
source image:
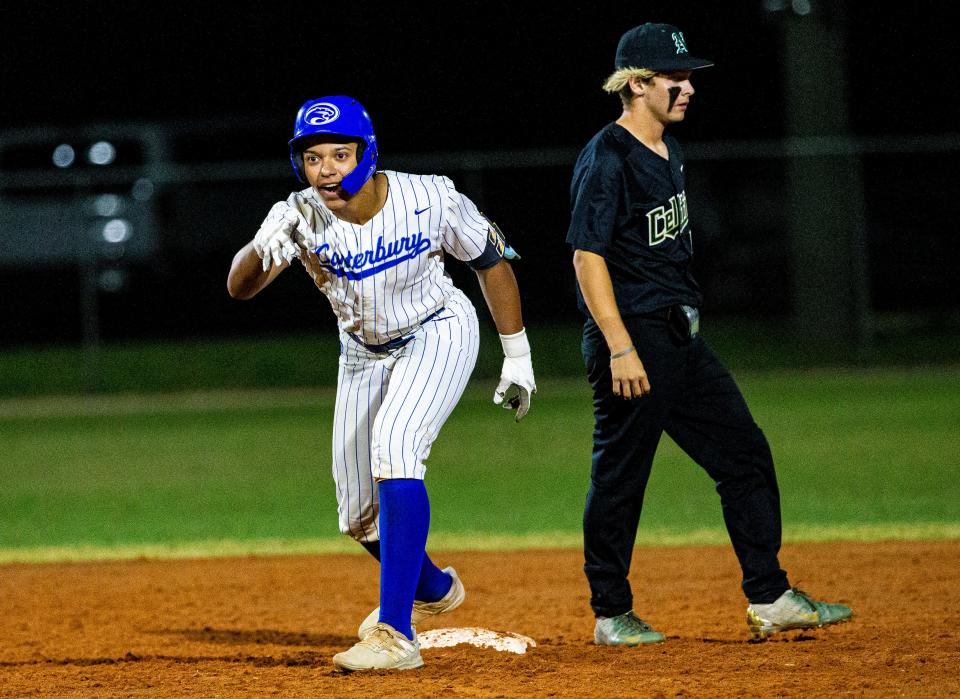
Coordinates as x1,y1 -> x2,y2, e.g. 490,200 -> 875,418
253,202 -> 311,272
494,328 -> 537,422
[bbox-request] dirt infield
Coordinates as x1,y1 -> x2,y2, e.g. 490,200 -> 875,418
2,540 -> 958,697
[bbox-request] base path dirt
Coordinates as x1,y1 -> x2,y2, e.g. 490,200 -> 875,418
2,540 -> 958,697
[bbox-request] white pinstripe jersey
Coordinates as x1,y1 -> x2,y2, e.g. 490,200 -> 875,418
288,170 -> 491,345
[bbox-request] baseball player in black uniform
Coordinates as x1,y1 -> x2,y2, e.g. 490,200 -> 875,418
566,23 -> 852,644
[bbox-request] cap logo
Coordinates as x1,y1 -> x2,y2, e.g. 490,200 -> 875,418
304,102 -> 341,126
672,31 -> 689,55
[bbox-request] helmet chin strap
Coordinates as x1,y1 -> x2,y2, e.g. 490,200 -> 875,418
339,146 -> 378,194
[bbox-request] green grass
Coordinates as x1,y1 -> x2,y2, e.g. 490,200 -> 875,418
1,368 -> 958,562
2,316 -> 957,397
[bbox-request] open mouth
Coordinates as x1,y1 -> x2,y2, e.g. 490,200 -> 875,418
316,183 -> 344,199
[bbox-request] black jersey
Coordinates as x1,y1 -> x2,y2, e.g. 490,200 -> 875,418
566,123 -> 702,317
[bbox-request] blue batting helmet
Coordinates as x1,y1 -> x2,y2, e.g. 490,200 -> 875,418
288,96 -> 378,195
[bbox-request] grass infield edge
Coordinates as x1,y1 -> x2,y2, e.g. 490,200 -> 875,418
2,522 -> 958,565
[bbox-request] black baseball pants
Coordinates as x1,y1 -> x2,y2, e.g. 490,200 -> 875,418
581,314 -> 790,618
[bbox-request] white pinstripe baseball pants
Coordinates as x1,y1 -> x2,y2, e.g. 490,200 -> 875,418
331,288 -> 480,543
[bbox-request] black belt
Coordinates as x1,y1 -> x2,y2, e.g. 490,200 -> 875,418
349,307 -> 445,353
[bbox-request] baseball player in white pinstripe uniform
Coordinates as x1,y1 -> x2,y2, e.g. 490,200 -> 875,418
227,96 -> 536,672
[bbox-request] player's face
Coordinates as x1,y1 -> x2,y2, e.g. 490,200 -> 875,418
302,141 -> 360,209
643,71 -> 695,123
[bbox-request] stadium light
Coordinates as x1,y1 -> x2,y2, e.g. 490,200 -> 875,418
93,194 -> 122,217
132,177 -> 155,202
52,144 -> 75,168
101,218 -> 132,243
87,141 -> 116,166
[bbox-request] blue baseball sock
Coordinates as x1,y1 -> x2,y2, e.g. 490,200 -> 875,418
358,539 -> 452,603
415,556 -> 453,602
377,479 -> 429,640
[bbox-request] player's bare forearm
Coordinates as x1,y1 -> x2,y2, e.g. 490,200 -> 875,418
572,250 -> 633,352
475,258 -> 524,335
573,249 -> 650,398
227,241 -> 288,300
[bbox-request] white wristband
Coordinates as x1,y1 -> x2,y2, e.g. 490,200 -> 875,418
499,328 -> 530,358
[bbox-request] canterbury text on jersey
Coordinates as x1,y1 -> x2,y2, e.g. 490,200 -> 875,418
291,170 -> 499,345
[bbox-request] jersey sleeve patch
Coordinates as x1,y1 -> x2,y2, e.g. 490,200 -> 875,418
467,218 -> 508,270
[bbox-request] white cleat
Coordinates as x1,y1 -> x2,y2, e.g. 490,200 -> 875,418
747,588 -> 853,640
358,566 -> 466,639
332,622 -> 424,672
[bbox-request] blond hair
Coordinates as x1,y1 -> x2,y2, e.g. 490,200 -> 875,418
602,67 -> 657,106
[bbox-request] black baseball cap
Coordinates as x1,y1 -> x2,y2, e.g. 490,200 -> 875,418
615,23 -> 713,72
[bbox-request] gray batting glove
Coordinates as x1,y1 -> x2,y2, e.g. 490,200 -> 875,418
494,328 -> 537,422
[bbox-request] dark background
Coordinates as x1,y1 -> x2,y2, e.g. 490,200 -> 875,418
1,0 -> 958,346
6,1 -> 958,142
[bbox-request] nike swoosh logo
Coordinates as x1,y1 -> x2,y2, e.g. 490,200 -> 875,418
414,206 -> 432,215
